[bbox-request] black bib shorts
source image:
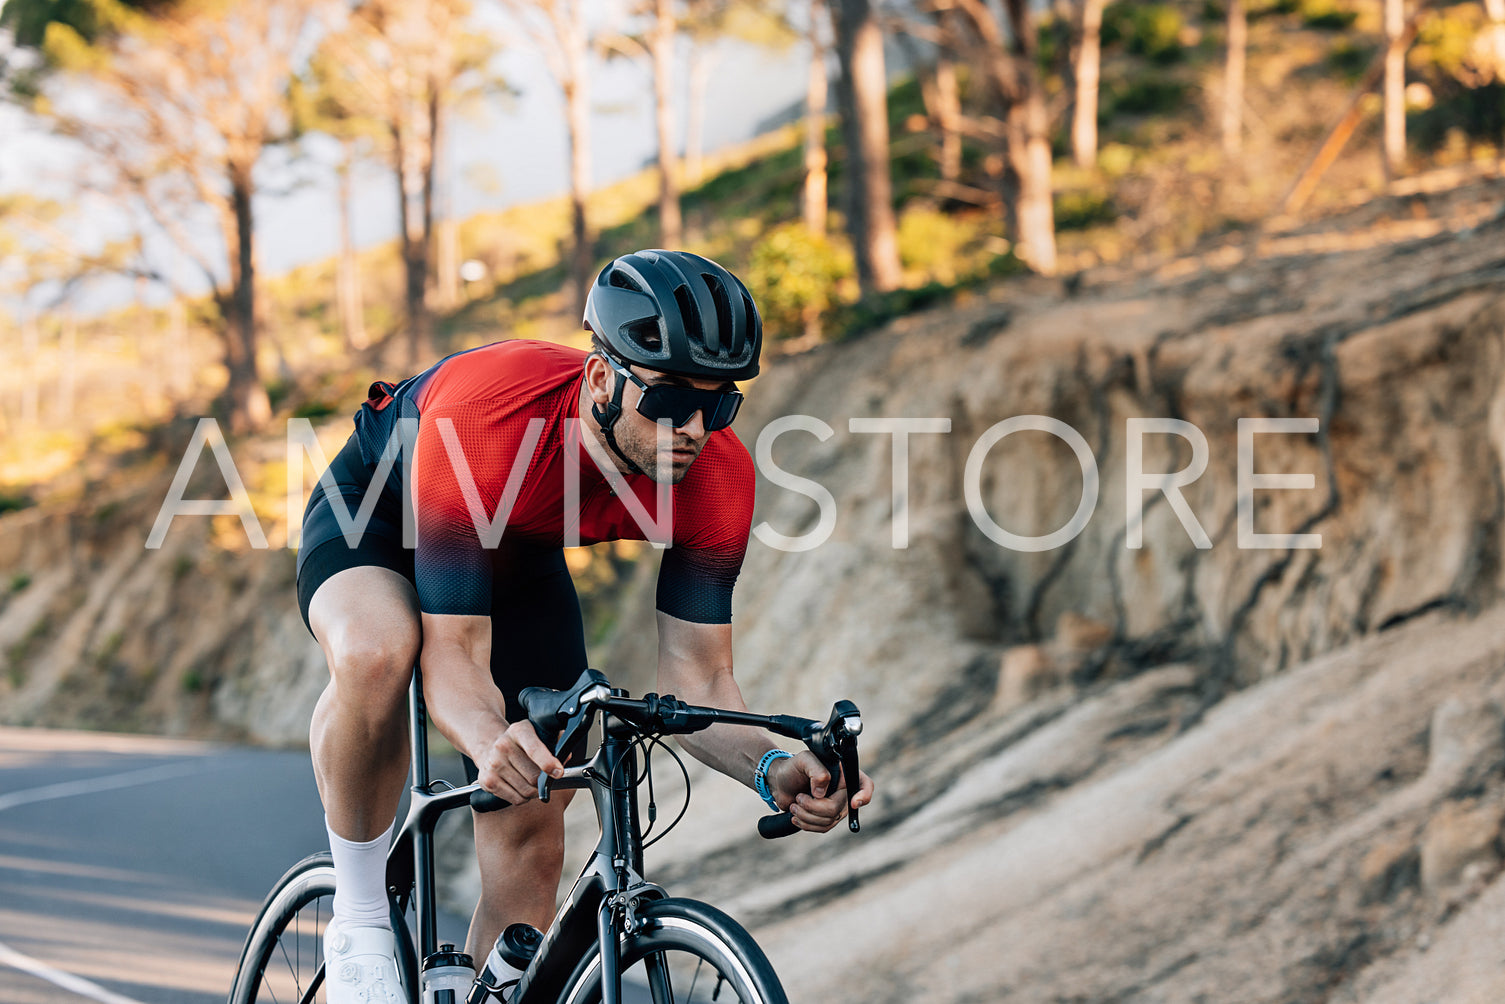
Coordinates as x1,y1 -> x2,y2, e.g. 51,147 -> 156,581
295,433 -> 591,769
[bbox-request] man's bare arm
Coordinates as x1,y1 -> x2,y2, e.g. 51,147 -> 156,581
421,612 -> 561,804
655,611 -> 873,832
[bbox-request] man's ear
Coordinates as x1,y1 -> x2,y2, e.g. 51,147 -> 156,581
584,353 -> 614,405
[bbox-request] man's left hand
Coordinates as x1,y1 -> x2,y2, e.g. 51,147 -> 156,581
766,752 -> 874,833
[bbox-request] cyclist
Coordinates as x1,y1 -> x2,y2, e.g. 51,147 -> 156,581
294,249 -> 876,1003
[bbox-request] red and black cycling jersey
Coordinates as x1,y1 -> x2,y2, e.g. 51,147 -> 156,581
352,339 -> 754,624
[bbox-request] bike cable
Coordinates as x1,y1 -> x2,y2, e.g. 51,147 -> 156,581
639,736 -> 690,850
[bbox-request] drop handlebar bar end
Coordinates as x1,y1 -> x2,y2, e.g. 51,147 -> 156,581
469,789 -> 509,813
757,812 -> 800,839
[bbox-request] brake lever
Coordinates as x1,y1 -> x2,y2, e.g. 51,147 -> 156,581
829,700 -> 863,833
758,700 -> 864,840
840,747 -> 861,833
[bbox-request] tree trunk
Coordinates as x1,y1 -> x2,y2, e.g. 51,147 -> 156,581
934,28 -> 962,182
0,318 -> 10,438
1072,0 -> 1106,168
563,10 -> 594,322
424,83 -> 450,310
336,146 -> 369,351
169,297 -> 191,399
1223,0 -> 1247,156
57,311 -> 77,420
1002,0 -> 1056,275
804,0 -> 829,236
137,278 -> 161,405
436,217 -> 460,310
434,106 -> 461,313
651,0 -> 683,248
225,163 -> 271,432
1383,0 -> 1406,179
684,45 -> 709,187
20,312 -> 38,428
394,100 -> 434,369
831,0 -> 902,298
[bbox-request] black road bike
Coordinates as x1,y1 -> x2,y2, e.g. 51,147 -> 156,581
226,668 -> 864,1004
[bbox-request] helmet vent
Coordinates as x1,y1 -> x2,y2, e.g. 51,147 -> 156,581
672,284 -> 702,343
624,318 -> 662,352
610,270 -> 644,292
742,292 -> 760,345
705,274 -> 734,354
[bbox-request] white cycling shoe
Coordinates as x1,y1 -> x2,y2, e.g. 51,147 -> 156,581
323,919 -> 405,1004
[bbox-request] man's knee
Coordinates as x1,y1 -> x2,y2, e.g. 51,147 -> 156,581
309,566 -> 420,706
332,629 -> 418,692
481,799 -> 569,865
324,622 -> 419,713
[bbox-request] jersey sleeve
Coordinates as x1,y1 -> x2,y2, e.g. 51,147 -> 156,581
411,400 -> 544,616
654,433 -> 755,624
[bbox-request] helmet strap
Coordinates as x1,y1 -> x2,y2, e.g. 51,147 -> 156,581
591,369 -> 649,478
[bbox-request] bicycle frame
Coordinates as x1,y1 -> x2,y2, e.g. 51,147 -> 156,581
384,671 -> 661,1004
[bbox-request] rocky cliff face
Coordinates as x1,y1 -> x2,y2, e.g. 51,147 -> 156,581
0,427 -> 324,742
3,171 -> 1504,1003
593,172 -> 1505,1002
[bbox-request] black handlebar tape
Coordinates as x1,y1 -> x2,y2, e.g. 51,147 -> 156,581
758,812 -> 800,839
470,789 -> 510,813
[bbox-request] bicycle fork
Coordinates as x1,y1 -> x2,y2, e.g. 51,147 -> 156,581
506,705 -> 658,1004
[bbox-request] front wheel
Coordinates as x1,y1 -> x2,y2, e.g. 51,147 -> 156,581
555,899 -> 788,1004
227,852 -> 419,1004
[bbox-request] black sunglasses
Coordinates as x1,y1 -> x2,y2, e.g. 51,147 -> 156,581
603,354 -> 744,431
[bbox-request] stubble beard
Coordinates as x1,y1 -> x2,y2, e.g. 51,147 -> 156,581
620,424 -> 696,485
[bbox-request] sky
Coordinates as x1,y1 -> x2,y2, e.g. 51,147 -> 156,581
0,4 -> 824,312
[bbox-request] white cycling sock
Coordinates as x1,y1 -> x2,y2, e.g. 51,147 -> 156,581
327,815 -> 395,928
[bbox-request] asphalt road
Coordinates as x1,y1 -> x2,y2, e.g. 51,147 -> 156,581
0,727 -> 470,1004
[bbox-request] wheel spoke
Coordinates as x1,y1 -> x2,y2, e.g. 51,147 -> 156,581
277,933 -> 300,998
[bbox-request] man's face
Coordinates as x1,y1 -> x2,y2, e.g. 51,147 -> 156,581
587,355 -> 737,484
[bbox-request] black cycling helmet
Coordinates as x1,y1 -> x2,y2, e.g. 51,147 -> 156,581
584,249 -> 762,381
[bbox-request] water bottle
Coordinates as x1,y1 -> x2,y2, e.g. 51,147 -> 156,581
467,923 -> 543,1004
422,944 -> 476,1004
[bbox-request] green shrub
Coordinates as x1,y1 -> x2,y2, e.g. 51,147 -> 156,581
292,399 -> 341,420
1055,188 -> 1117,231
1410,83 -> 1505,152
8,572 -> 30,593
0,492 -> 33,516
1098,142 -> 1137,177
1327,38 -> 1375,82
1300,0 -> 1357,30
1413,5 -> 1497,85
898,209 -> 985,283
746,223 -> 854,340
1102,75 -> 1189,117
1104,4 -> 1185,64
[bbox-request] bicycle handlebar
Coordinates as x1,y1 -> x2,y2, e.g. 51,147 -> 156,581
469,670 -> 865,838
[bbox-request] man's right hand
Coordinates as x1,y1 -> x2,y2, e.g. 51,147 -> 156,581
472,720 -> 565,805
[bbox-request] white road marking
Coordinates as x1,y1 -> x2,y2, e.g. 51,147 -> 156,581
0,940 -> 150,1004
0,756 -> 221,997
0,759 -> 213,813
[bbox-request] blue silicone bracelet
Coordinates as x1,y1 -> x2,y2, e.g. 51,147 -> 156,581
754,749 -> 793,812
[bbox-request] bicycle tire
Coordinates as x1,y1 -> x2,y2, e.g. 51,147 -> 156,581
552,898 -> 788,1004
227,852 -> 420,1004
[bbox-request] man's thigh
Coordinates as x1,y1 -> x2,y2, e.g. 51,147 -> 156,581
306,564 -> 422,662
